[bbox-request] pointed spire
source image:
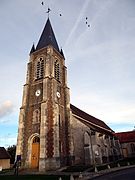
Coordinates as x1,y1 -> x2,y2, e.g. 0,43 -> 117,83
36,18 -> 59,52
60,48 -> 65,59
30,44 -> 35,55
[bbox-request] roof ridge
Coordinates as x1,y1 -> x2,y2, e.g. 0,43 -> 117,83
71,104 -> 105,123
116,131 -> 135,134
70,104 -> 113,132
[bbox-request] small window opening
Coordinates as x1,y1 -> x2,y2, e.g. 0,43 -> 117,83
36,57 -> 44,79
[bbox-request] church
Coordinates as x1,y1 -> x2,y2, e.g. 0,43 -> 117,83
16,18 -> 121,171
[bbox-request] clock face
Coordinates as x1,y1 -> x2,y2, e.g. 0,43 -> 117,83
56,91 -> 60,98
35,89 -> 41,96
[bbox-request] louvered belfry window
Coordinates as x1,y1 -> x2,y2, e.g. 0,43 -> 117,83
54,60 -> 60,81
36,57 -> 44,79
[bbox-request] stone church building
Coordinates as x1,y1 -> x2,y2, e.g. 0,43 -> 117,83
16,18 -> 121,171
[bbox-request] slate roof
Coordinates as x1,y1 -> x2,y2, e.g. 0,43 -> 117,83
70,104 -> 113,133
0,147 -> 10,159
36,18 -> 59,52
30,44 -> 35,54
115,131 -> 135,143
60,48 -> 65,59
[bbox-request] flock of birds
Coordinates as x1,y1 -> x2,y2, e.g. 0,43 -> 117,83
41,1 -> 90,28
85,17 -> 90,28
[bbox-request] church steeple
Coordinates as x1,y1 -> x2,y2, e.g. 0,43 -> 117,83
16,16 -> 72,172
36,18 -> 59,52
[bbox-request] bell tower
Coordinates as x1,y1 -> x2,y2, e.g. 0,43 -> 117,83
16,18 -> 73,171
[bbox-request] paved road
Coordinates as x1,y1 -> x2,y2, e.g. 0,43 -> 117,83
92,167 -> 135,180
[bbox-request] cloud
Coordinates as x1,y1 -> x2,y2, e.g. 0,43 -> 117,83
0,135 -> 17,147
71,90 -> 135,126
65,0 -> 116,49
0,101 -> 14,120
64,0 -> 90,48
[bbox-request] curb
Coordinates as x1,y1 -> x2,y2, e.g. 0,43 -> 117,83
86,165 -> 135,179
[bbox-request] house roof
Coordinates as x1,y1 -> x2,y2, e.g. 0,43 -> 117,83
0,147 -> 10,159
70,104 -> 113,133
36,18 -> 60,52
115,131 -> 135,143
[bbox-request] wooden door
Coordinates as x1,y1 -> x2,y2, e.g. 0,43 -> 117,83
122,148 -> 128,157
31,137 -> 40,168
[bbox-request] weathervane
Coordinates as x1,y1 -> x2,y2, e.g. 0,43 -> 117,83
46,7 -> 51,18
41,1 -> 51,18
41,1 -> 90,29
41,1 -> 63,18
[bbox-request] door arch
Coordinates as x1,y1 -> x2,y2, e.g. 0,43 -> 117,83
31,136 -> 40,168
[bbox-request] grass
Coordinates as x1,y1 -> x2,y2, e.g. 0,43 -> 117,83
1,157 -> 135,179
0,175 -> 70,180
0,169 -> 70,180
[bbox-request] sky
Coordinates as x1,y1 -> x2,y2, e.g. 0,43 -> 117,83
0,0 -> 135,148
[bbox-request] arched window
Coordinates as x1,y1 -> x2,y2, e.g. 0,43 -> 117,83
84,132 -> 92,165
36,57 -> 44,79
84,132 -> 90,147
131,143 -> 135,152
33,136 -> 40,143
33,109 -> 40,124
54,60 -> 60,81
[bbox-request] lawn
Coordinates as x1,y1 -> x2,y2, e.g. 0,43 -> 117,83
0,175 -> 70,180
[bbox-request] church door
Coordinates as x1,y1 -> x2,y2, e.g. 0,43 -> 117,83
31,137 -> 40,168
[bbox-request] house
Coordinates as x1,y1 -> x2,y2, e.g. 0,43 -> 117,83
115,131 -> 135,158
0,147 -> 10,170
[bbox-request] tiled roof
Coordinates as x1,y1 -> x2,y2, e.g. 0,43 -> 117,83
0,147 -> 10,159
115,131 -> 135,143
36,18 -> 59,52
70,104 -> 113,133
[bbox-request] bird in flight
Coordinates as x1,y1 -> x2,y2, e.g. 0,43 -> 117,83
41,1 -> 44,5
85,17 -> 90,28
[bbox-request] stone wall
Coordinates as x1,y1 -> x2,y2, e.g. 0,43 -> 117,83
71,114 -> 121,166
121,142 -> 135,157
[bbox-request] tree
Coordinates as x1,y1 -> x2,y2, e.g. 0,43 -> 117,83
7,145 -> 16,164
